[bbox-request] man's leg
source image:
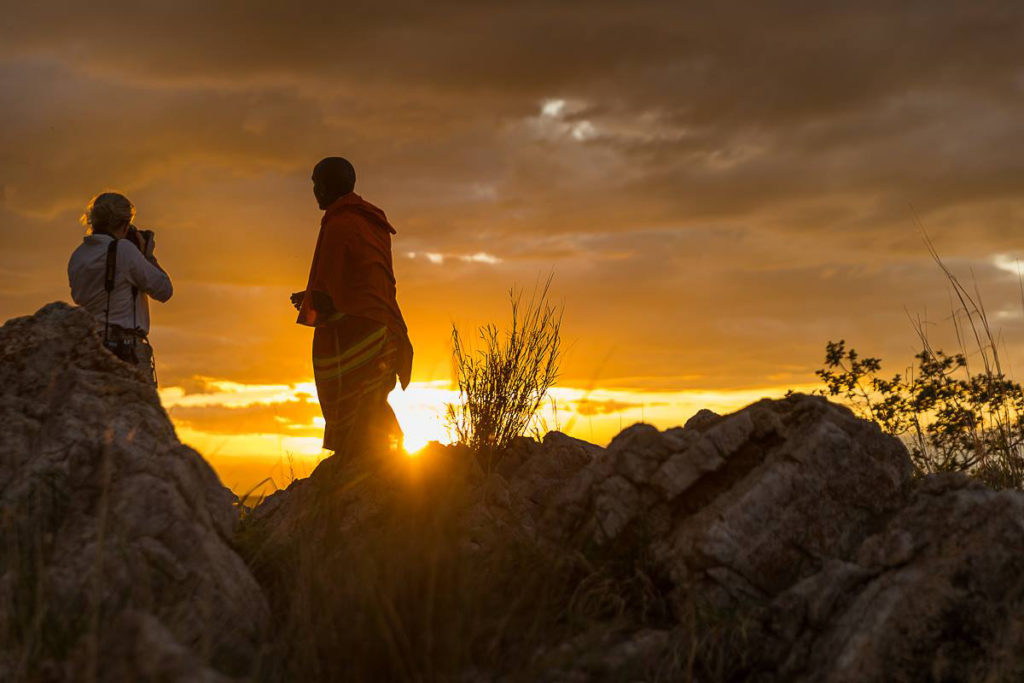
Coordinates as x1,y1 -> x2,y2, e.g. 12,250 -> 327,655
313,323 -> 348,453
313,318 -> 395,456
359,374 -> 403,454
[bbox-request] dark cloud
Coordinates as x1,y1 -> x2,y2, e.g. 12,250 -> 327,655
2,1 -> 1023,396
176,376 -> 219,396
574,398 -> 665,416
169,397 -> 321,436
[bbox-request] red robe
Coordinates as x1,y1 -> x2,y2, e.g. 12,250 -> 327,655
297,193 -> 413,388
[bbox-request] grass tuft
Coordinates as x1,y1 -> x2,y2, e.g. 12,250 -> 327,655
445,275 -> 562,470
816,232 -> 1024,489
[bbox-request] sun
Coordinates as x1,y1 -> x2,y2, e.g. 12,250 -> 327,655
395,412 -> 448,455
388,383 -> 456,455
402,432 -> 431,455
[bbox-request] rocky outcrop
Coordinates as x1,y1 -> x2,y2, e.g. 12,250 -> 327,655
760,473 -> 1024,682
513,396 -> 1023,681
541,397 -> 913,609
0,303 -> 267,681
244,394 -> 1023,681
4,302 -> 1022,682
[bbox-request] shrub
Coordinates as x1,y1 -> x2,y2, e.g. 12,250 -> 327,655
815,238 -> 1024,489
816,340 -> 1024,488
446,276 -> 562,466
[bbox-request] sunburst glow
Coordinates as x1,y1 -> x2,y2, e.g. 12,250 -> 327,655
160,379 -> 817,495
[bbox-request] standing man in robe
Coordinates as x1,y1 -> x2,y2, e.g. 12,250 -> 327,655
291,157 -> 413,456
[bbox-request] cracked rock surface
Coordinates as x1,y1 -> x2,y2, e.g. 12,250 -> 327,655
542,397 -> 913,608
248,390 -> 1023,680
5,302 -> 1022,681
0,303 -> 268,682
759,473 -> 1024,682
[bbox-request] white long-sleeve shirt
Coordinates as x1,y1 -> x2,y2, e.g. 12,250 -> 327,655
68,234 -> 173,334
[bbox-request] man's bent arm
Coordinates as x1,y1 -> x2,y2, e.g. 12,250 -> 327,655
316,221 -> 354,318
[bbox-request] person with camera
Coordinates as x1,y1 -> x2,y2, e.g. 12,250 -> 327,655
68,192 -> 173,385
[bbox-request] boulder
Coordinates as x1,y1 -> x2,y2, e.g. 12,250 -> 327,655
9,302 -> 1018,681
684,407 -> 720,430
0,303 -> 268,680
542,396 -> 913,609
243,393 -> 1024,680
760,473 -> 1024,682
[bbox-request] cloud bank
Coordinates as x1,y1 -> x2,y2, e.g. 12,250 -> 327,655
1,1 -> 1023,395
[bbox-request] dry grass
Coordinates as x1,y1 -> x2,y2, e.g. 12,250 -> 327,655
446,276 -> 562,470
817,230 -> 1024,489
920,232 -> 1024,487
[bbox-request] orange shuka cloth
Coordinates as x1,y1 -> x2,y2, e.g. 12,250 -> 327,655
297,192 -> 413,388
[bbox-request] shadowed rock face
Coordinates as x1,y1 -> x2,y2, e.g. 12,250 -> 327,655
517,400 -> 1024,680
542,397 -> 914,608
246,391 -> 1024,680
0,303 -> 267,681
5,303 -> 1023,681
762,474 -> 1024,682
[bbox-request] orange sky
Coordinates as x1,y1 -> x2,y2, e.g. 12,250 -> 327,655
2,2 -> 1024,493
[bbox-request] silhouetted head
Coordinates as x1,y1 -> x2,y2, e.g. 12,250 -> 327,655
312,157 -> 356,210
81,192 -> 135,238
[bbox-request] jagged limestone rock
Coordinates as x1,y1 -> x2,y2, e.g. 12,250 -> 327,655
245,392 -> 1024,680
542,396 -> 913,609
0,303 -> 268,681
15,302 -> 1010,681
761,473 -> 1024,682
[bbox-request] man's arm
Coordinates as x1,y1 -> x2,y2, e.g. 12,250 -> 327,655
291,289 -> 336,314
294,220 -> 351,316
316,219 -> 355,316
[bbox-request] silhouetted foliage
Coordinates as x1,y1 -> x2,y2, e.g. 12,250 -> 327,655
446,277 -> 562,467
817,340 -> 1024,489
816,230 -> 1024,490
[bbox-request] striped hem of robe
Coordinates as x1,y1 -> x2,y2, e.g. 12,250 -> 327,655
312,313 -> 401,453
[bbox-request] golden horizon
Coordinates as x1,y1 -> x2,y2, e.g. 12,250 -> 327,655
161,379 -> 820,495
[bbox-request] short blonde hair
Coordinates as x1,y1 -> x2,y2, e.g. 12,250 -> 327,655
81,192 -> 135,234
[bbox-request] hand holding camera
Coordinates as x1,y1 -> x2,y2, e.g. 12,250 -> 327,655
141,230 -> 155,259
128,225 -> 157,261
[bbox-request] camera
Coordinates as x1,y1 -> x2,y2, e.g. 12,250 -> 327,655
104,332 -> 139,365
127,225 -> 155,256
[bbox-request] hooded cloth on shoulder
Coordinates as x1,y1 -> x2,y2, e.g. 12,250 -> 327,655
297,192 -> 413,388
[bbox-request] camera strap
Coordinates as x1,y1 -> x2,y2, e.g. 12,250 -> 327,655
103,238 -> 139,344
